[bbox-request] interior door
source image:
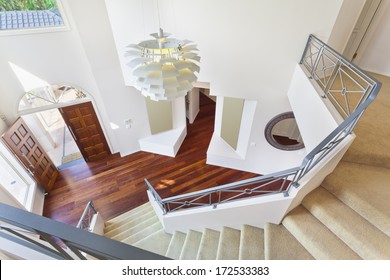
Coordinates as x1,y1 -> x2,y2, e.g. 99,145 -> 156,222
343,0 -> 382,61
2,118 -> 58,193
59,102 -> 111,162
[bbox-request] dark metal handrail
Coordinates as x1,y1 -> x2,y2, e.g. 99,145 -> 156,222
0,203 -> 169,260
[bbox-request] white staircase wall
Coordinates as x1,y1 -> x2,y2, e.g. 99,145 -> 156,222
148,190 -> 292,234
287,64 -> 341,153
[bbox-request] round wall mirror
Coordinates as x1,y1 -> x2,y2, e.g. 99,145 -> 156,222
264,112 -> 305,151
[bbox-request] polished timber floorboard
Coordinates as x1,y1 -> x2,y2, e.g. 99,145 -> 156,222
43,95 -> 259,226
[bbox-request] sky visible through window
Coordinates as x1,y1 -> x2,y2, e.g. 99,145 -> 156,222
0,0 -> 64,30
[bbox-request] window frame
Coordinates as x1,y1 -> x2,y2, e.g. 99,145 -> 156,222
0,0 -> 70,36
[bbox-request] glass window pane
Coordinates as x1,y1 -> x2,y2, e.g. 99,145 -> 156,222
0,0 -> 64,31
19,85 -> 88,112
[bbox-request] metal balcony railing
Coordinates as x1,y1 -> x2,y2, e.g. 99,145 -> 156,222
146,34 -> 382,214
0,203 -> 169,260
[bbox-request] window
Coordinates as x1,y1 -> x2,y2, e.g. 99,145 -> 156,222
19,85 -> 88,113
0,0 -> 66,32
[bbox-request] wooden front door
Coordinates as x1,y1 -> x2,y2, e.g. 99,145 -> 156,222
59,102 -> 111,162
2,118 -> 58,193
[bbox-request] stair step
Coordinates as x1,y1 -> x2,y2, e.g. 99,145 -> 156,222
322,161 -> 390,236
121,221 -> 162,245
105,202 -> 152,226
104,210 -> 156,238
239,225 -> 264,260
216,227 -> 240,260
179,230 -> 202,260
166,232 -> 187,260
265,222 -> 314,260
104,208 -> 154,234
197,228 -> 220,260
108,215 -> 159,241
282,206 -> 358,259
133,229 -> 172,256
303,187 -> 390,259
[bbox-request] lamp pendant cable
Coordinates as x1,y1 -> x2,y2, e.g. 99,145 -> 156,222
156,0 -> 162,31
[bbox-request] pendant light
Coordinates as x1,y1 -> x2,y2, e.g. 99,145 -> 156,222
125,1 -> 200,101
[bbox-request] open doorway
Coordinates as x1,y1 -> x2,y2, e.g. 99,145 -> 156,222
17,84 -> 111,170
21,109 -> 84,170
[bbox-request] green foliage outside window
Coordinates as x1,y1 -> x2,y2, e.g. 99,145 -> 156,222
0,0 -> 58,12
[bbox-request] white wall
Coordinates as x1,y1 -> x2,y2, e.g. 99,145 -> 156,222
327,0 -> 366,53
0,141 -> 42,214
0,0 -> 149,157
0,119 -> 7,135
106,0 -> 344,99
288,65 -> 340,153
358,1 -> 390,76
186,87 -> 200,124
66,0 -> 151,156
0,0 -> 351,163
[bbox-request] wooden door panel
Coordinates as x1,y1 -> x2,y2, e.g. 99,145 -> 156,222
59,102 -> 110,162
2,118 -> 58,193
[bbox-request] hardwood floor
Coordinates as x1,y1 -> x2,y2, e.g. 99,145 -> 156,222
43,94 -> 259,226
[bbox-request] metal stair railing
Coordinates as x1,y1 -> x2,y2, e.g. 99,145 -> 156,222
76,201 -> 97,231
145,34 -> 382,214
0,202 -> 169,260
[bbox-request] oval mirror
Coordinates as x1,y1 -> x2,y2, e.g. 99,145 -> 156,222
264,112 -> 305,151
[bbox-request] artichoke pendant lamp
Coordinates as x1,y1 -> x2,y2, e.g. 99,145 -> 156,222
125,12 -> 200,101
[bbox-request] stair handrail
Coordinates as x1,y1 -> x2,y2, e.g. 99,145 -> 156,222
145,34 -> 382,215
0,202 -> 169,260
76,201 -> 97,231
301,34 -> 378,119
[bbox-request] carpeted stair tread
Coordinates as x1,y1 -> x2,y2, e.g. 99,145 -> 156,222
108,215 -> 159,241
282,206 -> 359,259
133,229 -> 172,256
180,230 -> 203,260
322,161 -> 390,236
104,206 -> 154,233
239,225 -> 264,260
104,210 -> 156,237
120,221 -> 163,245
303,187 -> 390,259
166,232 -> 186,260
105,202 -> 152,227
216,227 -> 240,260
265,222 -> 314,260
197,228 -> 220,260
341,72 -> 390,168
